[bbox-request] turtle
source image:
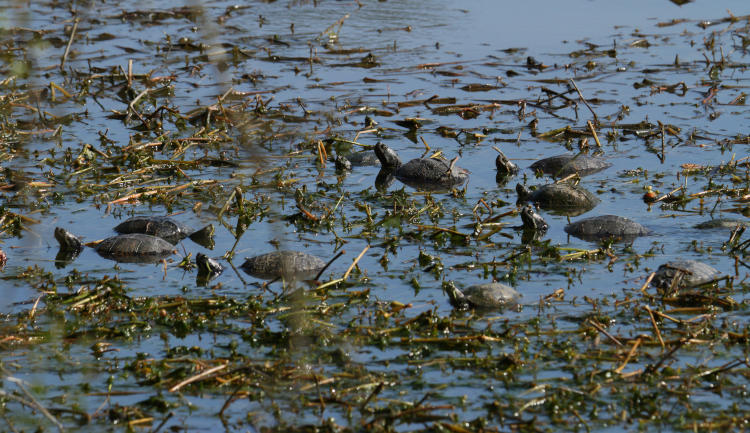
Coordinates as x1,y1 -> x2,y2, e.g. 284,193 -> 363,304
196,252 -> 223,285
651,259 -> 722,295
444,281 -> 520,309
114,216 -> 214,248
374,142 -> 469,191
564,215 -> 650,242
54,227 -> 176,264
694,218 -> 746,230
516,182 -> 600,216
240,250 -> 326,280
529,153 -> 611,178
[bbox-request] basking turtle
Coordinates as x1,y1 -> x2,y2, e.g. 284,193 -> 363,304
114,216 -> 214,248
444,281 -> 520,309
240,250 -> 326,280
374,142 -> 469,191
652,259 -> 722,295
54,227 -> 176,264
694,218 -> 746,230
564,215 -> 650,242
516,182 -> 599,216
530,153 -> 611,178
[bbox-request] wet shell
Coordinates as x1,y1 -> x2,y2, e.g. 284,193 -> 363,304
564,215 -> 650,242
114,216 -> 214,247
447,282 -> 520,309
518,183 -> 600,216
530,154 -> 611,177
94,234 -> 176,263
240,251 -> 326,280
694,218 -> 746,230
374,142 -> 468,191
652,259 -> 722,292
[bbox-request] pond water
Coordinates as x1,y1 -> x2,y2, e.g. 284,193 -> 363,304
0,0 -> 748,431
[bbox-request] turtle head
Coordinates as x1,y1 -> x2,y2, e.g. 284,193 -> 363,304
495,151 -> 518,175
520,204 -> 548,231
54,227 -> 83,252
374,142 -> 402,170
515,183 -> 531,201
443,280 -> 468,309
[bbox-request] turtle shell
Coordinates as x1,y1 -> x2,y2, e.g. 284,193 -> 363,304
530,154 -> 611,177
240,251 -> 326,280
394,158 -> 469,191
115,216 -> 192,244
461,283 -> 520,308
652,259 -> 722,293
694,218 -> 746,230
519,183 -> 600,216
564,215 -> 650,242
94,234 -> 176,263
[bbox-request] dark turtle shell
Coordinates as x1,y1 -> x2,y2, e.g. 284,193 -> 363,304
114,216 -> 214,247
446,282 -> 520,309
530,154 -> 611,177
240,250 -> 326,280
694,218 -> 746,230
374,142 -> 468,191
516,183 -> 599,216
94,233 -> 176,263
652,259 -> 722,294
564,215 -> 650,242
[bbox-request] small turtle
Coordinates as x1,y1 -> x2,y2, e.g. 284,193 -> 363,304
694,218 -> 746,230
495,150 -> 519,176
530,153 -> 611,177
564,215 -> 650,242
54,227 -> 176,264
520,204 -> 548,231
374,142 -> 469,191
114,216 -> 214,248
444,281 -> 520,309
516,182 -> 600,216
652,259 -> 722,295
240,250 -> 326,280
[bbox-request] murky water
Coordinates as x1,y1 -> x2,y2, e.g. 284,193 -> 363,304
0,0 -> 748,431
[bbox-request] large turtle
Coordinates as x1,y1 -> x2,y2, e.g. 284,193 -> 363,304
516,182 -> 599,216
240,250 -> 326,281
374,142 -> 469,191
114,216 -> 214,248
55,227 -> 176,264
652,259 -> 722,295
564,215 -> 650,242
444,281 -> 520,309
530,153 -> 611,178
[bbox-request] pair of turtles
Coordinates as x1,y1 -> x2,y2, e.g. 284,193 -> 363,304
337,142 -> 469,191
495,150 -> 611,179
55,216 -> 215,265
